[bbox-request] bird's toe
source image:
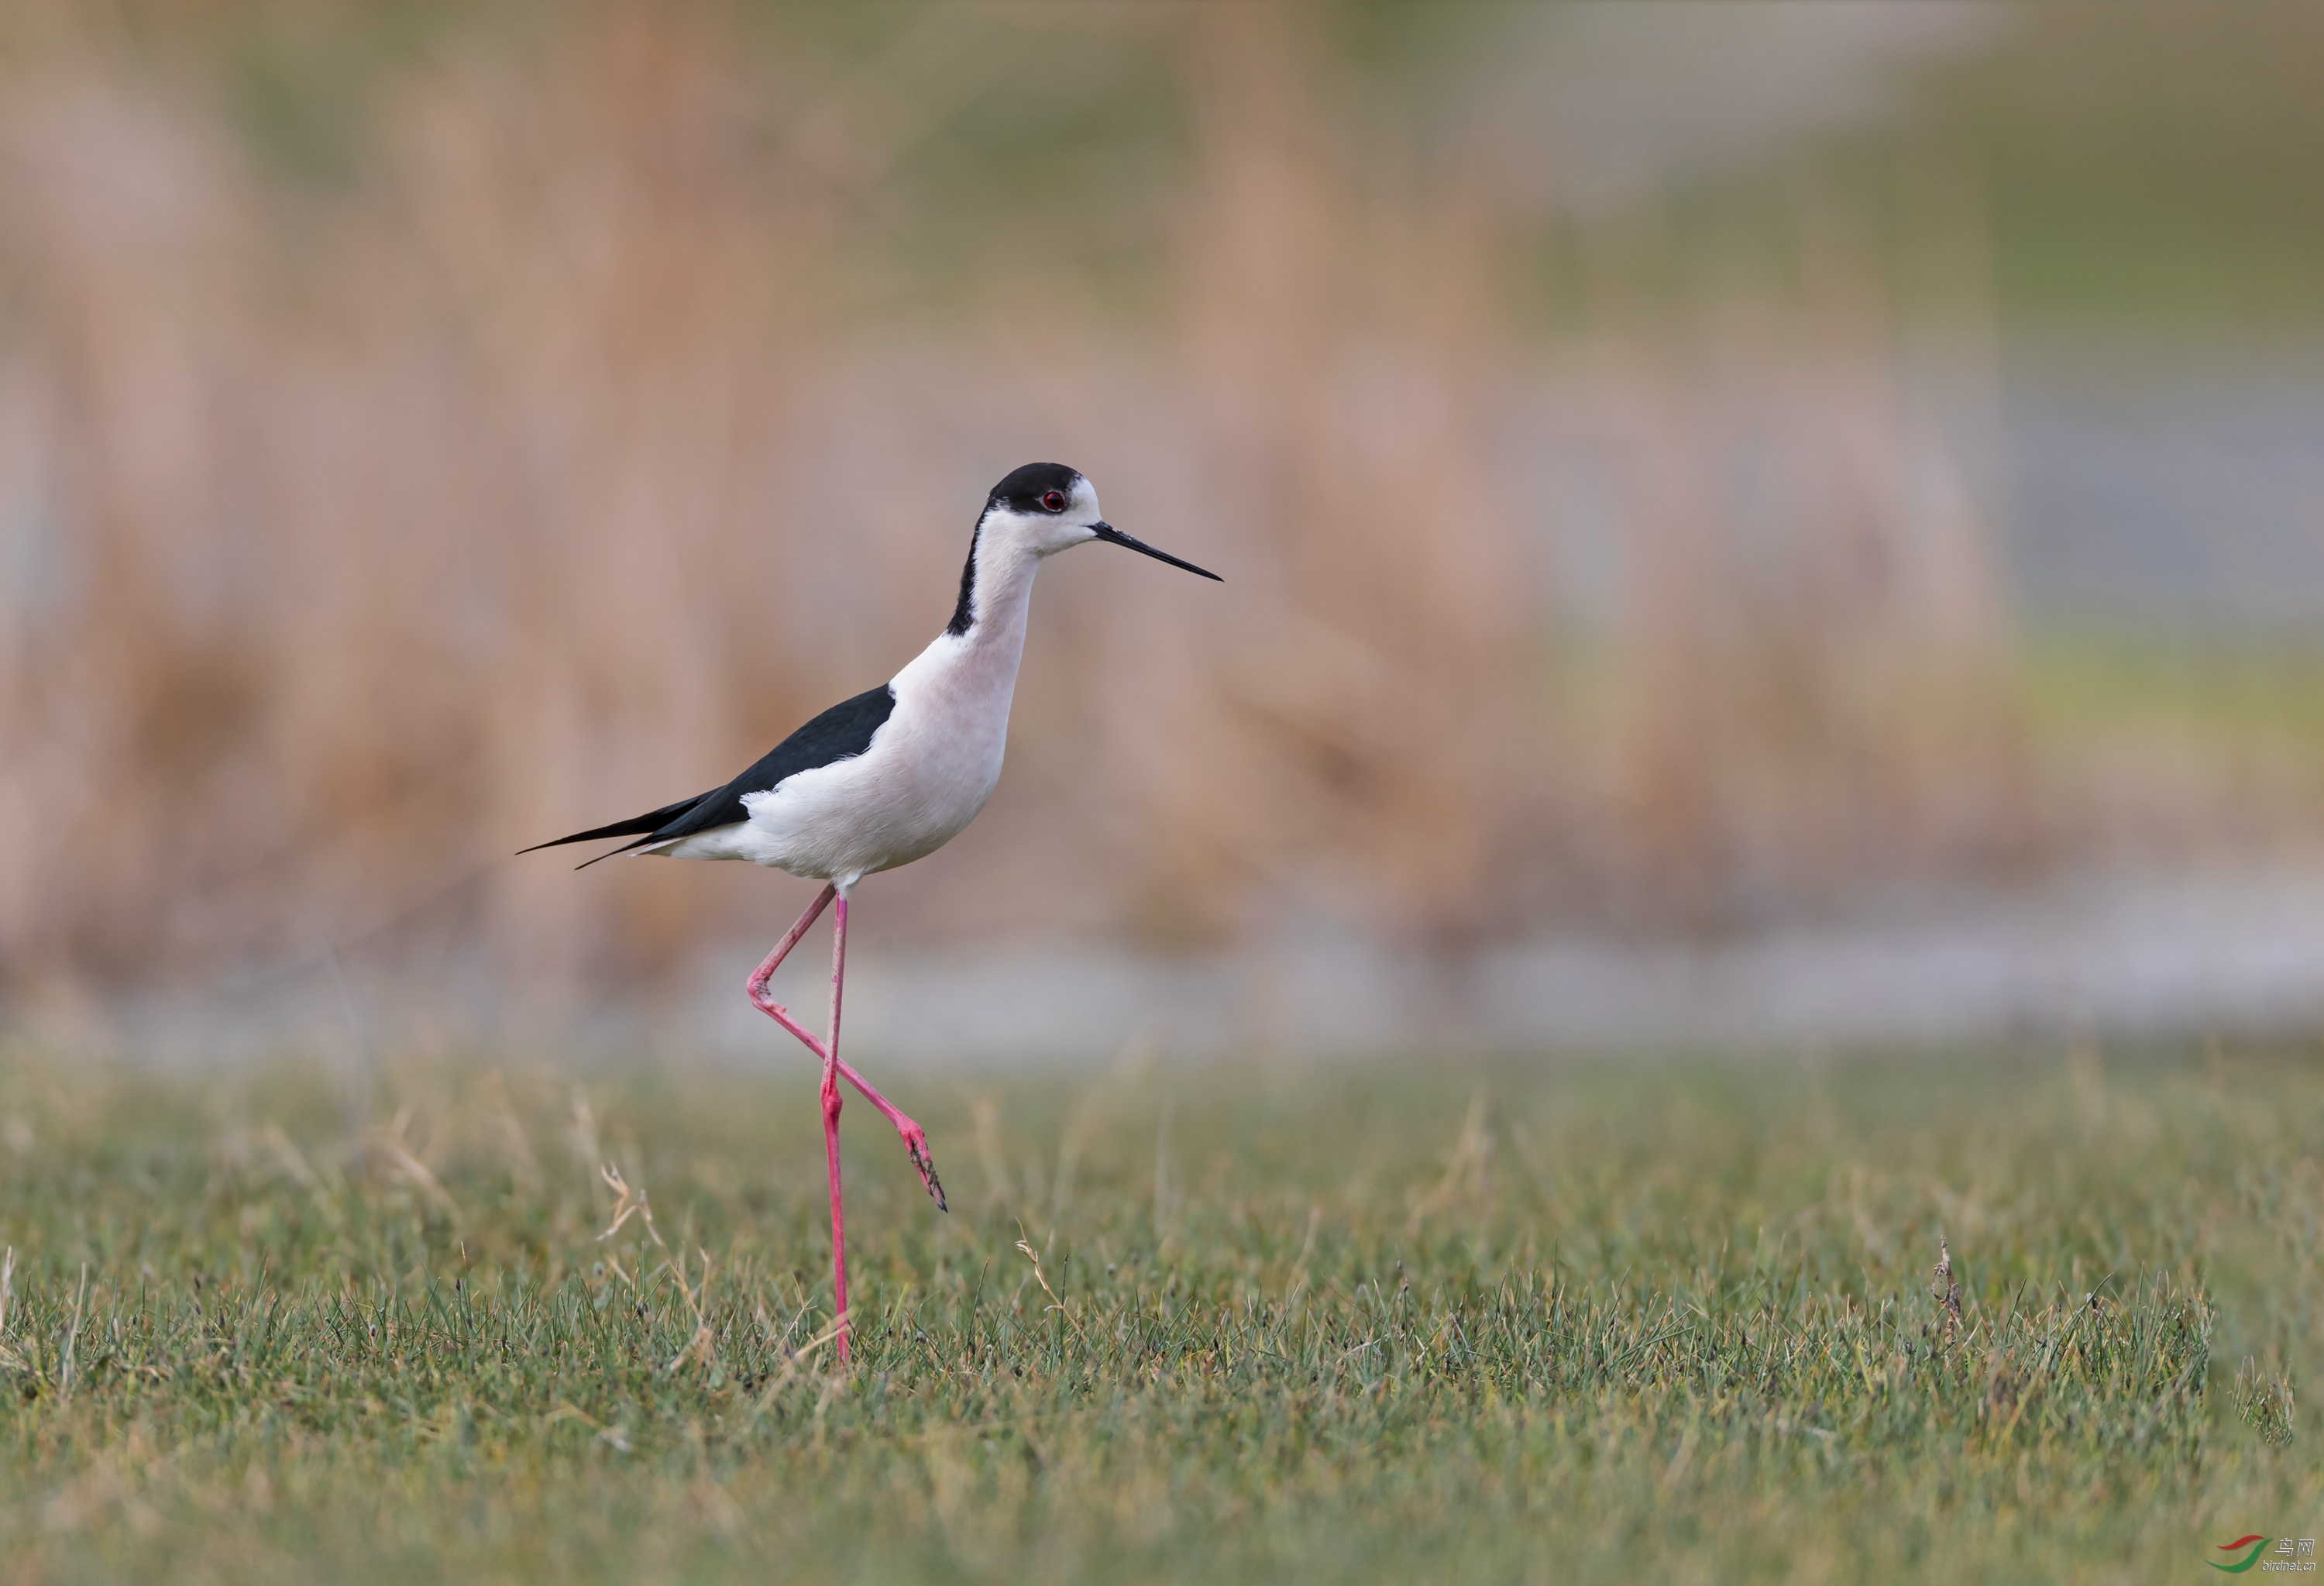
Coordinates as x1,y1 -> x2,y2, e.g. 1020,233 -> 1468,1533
906,1137 -> 948,1212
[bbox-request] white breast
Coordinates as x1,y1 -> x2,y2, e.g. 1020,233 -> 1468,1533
738,656 -> 1008,883
655,541 -> 1040,887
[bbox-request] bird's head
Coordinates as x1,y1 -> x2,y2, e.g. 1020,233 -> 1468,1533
979,463 -> 1221,580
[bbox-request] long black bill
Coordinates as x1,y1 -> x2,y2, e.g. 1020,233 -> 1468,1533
1092,521 -> 1222,581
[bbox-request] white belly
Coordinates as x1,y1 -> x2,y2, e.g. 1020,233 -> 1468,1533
653,656 -> 1011,886
646,545 -> 1038,886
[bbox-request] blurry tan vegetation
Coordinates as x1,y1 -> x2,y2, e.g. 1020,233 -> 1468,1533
0,2 -> 2291,1006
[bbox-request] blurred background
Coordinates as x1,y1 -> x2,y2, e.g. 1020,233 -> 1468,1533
3,1 -> 2322,1065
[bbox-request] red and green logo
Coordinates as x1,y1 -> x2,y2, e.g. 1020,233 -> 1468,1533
2209,1536 -> 2270,1572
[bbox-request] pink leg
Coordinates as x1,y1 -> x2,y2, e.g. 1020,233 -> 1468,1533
823,894 -> 850,1361
746,888 -> 948,1212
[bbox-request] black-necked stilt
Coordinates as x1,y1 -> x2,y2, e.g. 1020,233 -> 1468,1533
522,463 -> 1219,1358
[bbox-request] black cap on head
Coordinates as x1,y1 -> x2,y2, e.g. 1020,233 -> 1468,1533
988,463 -> 1083,513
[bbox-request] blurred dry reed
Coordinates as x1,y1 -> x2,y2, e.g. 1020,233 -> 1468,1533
1578,190 -> 2024,923
0,3 -> 2040,1009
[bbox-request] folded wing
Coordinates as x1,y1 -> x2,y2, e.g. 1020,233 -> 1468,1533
518,683 -> 899,869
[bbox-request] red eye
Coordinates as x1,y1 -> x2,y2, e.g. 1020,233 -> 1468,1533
1040,490 -> 1066,512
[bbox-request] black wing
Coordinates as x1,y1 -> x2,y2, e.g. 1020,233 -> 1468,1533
518,684 -> 898,867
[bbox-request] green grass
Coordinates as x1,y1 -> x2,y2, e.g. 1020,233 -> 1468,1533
0,1040 -> 2317,1582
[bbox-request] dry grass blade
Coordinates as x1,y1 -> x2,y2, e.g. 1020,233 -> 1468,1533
373,1111 -> 461,1226
1933,1234 -> 1964,1343
2233,1354 -> 2298,1447
665,1247 -> 717,1374
1014,1224 -> 1083,1339
59,1261 -> 85,1399
744,1315 -> 854,1426
0,1246 -> 17,1372
597,1163 -> 667,1251
1408,1085 -> 1493,1234
486,1072 -> 544,1196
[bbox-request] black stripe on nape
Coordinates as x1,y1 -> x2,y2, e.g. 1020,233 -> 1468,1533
644,683 -> 899,844
946,522 -> 980,637
949,463 -> 1082,636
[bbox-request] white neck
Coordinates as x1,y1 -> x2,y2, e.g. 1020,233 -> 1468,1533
889,522 -> 1043,714
954,525 -> 1041,661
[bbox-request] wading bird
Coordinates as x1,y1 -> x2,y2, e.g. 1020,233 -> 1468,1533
522,464 -> 1219,1359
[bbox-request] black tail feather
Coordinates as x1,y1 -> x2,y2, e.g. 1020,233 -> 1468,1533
571,835 -> 663,870
517,793 -> 710,865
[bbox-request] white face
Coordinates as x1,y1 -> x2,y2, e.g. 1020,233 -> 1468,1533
982,475 -> 1104,559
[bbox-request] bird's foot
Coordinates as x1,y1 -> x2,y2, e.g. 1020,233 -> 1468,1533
902,1129 -> 947,1212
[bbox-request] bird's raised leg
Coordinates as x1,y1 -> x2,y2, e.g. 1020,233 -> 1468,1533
744,883 -> 836,1011
746,889 -> 947,1213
